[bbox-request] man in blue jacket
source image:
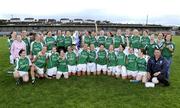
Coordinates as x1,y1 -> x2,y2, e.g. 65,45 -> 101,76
147,48 -> 170,86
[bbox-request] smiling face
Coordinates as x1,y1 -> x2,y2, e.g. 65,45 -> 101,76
16,35 -> 22,42
83,44 -> 88,50
100,30 -> 104,36
150,34 -> 155,42
21,31 -> 27,38
117,29 -> 121,36
90,44 -> 95,50
67,46 -> 72,52
154,49 -> 161,59
35,34 -> 40,41
109,44 -> 114,51
99,44 -> 104,51
158,33 -> 163,40
47,31 -> 52,37
119,45 -> 124,52
125,29 -> 131,36
60,50 -> 65,57
128,48 -> 134,54
66,31 -> 71,36
91,32 -> 96,37
57,30 -> 62,36
138,49 -> 145,57
107,32 -> 111,37
20,50 -> 26,58
42,46 -> 47,53
143,31 -> 148,37
133,29 -> 139,36
11,32 -> 17,39
166,34 -> 172,42
85,31 -> 89,36
52,47 -> 57,53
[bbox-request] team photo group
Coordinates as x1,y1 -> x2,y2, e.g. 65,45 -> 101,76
8,29 -> 175,87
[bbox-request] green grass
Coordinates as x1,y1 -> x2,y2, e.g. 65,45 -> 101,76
0,36 -> 180,108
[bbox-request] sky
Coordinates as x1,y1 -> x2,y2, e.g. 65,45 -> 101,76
0,0 -> 180,25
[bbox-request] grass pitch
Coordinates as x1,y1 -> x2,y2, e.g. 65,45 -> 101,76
0,37 -> 179,108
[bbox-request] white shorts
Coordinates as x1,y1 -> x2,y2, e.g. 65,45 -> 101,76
77,64 -> 87,72
137,71 -> 147,76
116,65 -> 127,76
127,70 -> 138,77
97,64 -> 107,72
107,66 -> 116,73
15,71 -> 28,77
68,65 -> 77,73
87,63 -> 96,72
34,65 -> 44,75
57,71 -> 69,78
47,67 -> 57,76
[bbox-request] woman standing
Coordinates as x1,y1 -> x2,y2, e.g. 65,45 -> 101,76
21,30 -> 30,55
162,34 -> 175,79
10,35 -> 26,63
145,34 -> 158,57
64,31 -> 72,52
44,31 -> 56,51
56,30 -> 65,52
157,33 -> 164,49
8,31 -> 17,64
140,30 -> 150,49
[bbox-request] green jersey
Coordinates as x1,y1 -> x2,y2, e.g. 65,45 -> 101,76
137,57 -> 147,72
83,36 -> 90,46
116,51 -> 126,66
113,35 -> 123,48
97,50 -> 107,65
44,36 -> 56,51
88,50 -> 96,63
34,52 -> 47,68
47,52 -> 59,69
89,36 -> 97,47
140,36 -> 150,49
162,42 -> 175,59
57,57 -> 68,72
146,42 -> 158,57
65,36 -> 72,48
66,51 -> 77,65
78,50 -> 89,64
15,57 -> 31,72
107,51 -> 117,67
131,36 -> 141,48
105,37 -> 113,49
30,41 -> 43,56
126,54 -> 137,71
22,37 -> 30,55
56,36 -> 65,47
98,36 -> 106,46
